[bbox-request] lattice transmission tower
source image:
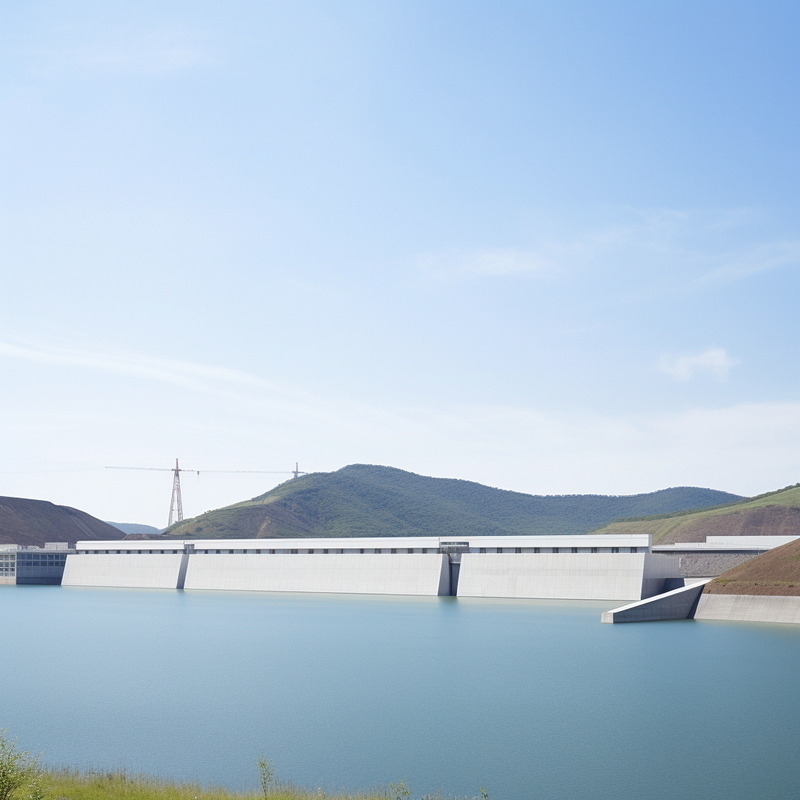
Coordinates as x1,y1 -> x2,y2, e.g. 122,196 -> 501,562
168,458 -> 184,526
106,460 -> 309,528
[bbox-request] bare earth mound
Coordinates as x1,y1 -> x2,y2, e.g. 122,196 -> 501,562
657,505 -> 800,544
705,537 -> 800,596
0,496 -> 124,548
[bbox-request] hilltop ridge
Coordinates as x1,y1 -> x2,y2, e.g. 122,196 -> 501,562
162,463 -> 742,540
592,483 -> 800,544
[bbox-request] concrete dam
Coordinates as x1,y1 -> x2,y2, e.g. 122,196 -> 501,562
61,534 -> 682,601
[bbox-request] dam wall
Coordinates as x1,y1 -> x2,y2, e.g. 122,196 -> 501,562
61,535 -> 667,599
457,553 -> 677,601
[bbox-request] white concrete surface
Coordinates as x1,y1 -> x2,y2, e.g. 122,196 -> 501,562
456,553 -> 676,601
654,536 -> 800,553
706,536 -> 800,547
694,593 -> 800,624
74,533 -> 652,554
62,554 -> 184,589
184,553 -> 450,596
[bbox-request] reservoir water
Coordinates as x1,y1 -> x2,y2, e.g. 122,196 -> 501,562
1,585 -> 799,800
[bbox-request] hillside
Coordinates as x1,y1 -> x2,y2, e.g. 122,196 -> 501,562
106,522 -> 162,536
592,483 -> 800,545
705,536 -> 800,596
0,496 -> 126,548
162,464 -> 742,540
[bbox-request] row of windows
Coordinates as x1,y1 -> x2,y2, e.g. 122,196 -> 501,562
16,557 -> 67,563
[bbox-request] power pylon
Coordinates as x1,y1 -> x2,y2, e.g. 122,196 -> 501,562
106,460 -> 310,527
168,458 -> 184,527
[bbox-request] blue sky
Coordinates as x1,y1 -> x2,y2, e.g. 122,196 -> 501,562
1,1 -> 799,527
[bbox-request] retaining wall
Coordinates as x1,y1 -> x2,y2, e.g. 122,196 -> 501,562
694,594 -> 800,624
677,552 -> 762,578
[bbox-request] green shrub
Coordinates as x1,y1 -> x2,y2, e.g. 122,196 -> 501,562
0,729 -> 44,800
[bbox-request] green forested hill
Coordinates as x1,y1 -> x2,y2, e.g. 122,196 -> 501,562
162,464 -> 742,540
592,483 -> 800,544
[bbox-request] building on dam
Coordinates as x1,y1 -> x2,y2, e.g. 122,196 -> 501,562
0,542 -> 73,585
60,534 -> 684,601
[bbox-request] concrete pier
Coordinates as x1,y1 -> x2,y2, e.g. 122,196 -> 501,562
601,581 -> 710,623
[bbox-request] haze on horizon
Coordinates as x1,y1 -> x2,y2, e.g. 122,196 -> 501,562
1,1 -> 798,528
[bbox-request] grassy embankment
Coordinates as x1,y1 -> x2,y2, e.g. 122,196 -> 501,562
42,767 -> 396,800
705,535 -> 800,596
591,483 -> 800,545
1,733 -> 458,800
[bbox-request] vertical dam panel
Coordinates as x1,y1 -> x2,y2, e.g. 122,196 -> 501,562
456,553 -> 663,601
184,553 -> 450,597
62,554 -> 184,589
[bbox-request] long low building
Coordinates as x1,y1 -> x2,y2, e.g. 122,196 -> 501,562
61,534 -> 680,601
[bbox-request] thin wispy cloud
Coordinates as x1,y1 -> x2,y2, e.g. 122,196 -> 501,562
413,208 -> 800,297
658,347 -> 739,382
690,240 -> 800,288
0,340 -> 282,396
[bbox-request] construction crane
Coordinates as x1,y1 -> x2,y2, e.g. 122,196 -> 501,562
105,459 -> 309,528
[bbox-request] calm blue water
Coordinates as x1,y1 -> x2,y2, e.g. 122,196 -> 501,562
1,585 -> 799,800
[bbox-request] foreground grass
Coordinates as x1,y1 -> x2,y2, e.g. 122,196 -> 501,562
43,767 -> 447,800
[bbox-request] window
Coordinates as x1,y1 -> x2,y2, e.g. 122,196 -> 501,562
612,547 -> 619,553
591,547 -> 598,553
572,547 -> 578,553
